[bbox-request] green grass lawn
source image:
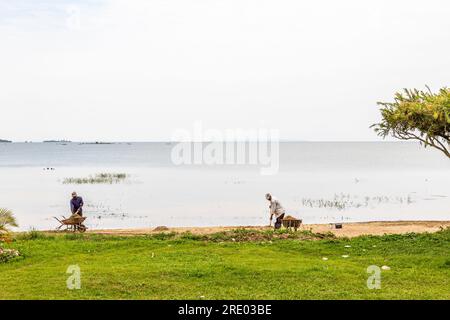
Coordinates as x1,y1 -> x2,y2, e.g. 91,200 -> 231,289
1,228 -> 449,299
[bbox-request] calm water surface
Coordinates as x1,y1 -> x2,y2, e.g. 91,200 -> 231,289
0,142 -> 448,231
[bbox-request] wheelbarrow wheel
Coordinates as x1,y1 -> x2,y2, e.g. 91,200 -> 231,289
78,224 -> 87,233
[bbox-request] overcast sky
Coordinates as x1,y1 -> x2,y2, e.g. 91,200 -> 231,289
1,0 -> 449,142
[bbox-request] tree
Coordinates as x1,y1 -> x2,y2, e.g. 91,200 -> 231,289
372,87 -> 450,158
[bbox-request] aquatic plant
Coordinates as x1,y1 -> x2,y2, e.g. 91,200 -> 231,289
300,193 -> 415,211
62,173 -> 128,184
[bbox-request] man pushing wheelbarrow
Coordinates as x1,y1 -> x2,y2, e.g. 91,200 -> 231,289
70,192 -> 84,216
54,191 -> 87,232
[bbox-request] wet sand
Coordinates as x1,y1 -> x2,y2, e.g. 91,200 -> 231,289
88,220 -> 450,238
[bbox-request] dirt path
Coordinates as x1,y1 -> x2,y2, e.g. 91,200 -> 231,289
88,220 -> 450,238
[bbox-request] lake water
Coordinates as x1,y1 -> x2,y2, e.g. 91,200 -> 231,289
0,142 -> 449,231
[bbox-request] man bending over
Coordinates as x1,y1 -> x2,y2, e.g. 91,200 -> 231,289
266,193 -> 285,229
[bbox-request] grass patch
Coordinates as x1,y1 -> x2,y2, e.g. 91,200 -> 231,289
177,228 -> 337,242
1,228 -> 449,299
15,229 -> 51,241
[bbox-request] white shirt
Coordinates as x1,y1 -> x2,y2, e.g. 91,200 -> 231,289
269,197 -> 285,218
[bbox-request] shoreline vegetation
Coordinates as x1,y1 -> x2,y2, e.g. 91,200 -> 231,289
85,220 -> 450,238
43,140 -> 115,145
43,140 -> 72,143
78,142 -> 115,145
0,140 -> 434,144
0,140 -> 119,144
1,222 -> 449,299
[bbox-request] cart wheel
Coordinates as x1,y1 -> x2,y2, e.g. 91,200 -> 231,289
78,225 -> 87,233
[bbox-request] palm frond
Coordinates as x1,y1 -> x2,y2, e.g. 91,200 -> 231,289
0,208 -> 18,229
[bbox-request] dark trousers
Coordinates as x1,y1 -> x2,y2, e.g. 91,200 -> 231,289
274,213 -> 285,229
73,209 -> 83,217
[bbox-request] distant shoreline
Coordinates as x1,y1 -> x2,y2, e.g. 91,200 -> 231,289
1,140 -> 422,144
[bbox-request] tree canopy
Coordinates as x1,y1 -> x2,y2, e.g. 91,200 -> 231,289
372,87 -> 450,158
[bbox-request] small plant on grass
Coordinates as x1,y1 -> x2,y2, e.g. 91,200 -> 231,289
179,232 -> 203,241
149,232 -> 177,241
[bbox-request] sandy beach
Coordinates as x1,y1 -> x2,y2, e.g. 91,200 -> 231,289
87,220 -> 450,238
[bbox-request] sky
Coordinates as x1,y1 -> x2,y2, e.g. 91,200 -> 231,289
0,0 -> 449,142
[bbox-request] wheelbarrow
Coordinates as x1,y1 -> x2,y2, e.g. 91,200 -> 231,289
282,218 -> 302,231
54,215 -> 87,233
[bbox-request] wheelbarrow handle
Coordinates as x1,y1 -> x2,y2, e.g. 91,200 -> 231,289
53,216 -> 63,224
